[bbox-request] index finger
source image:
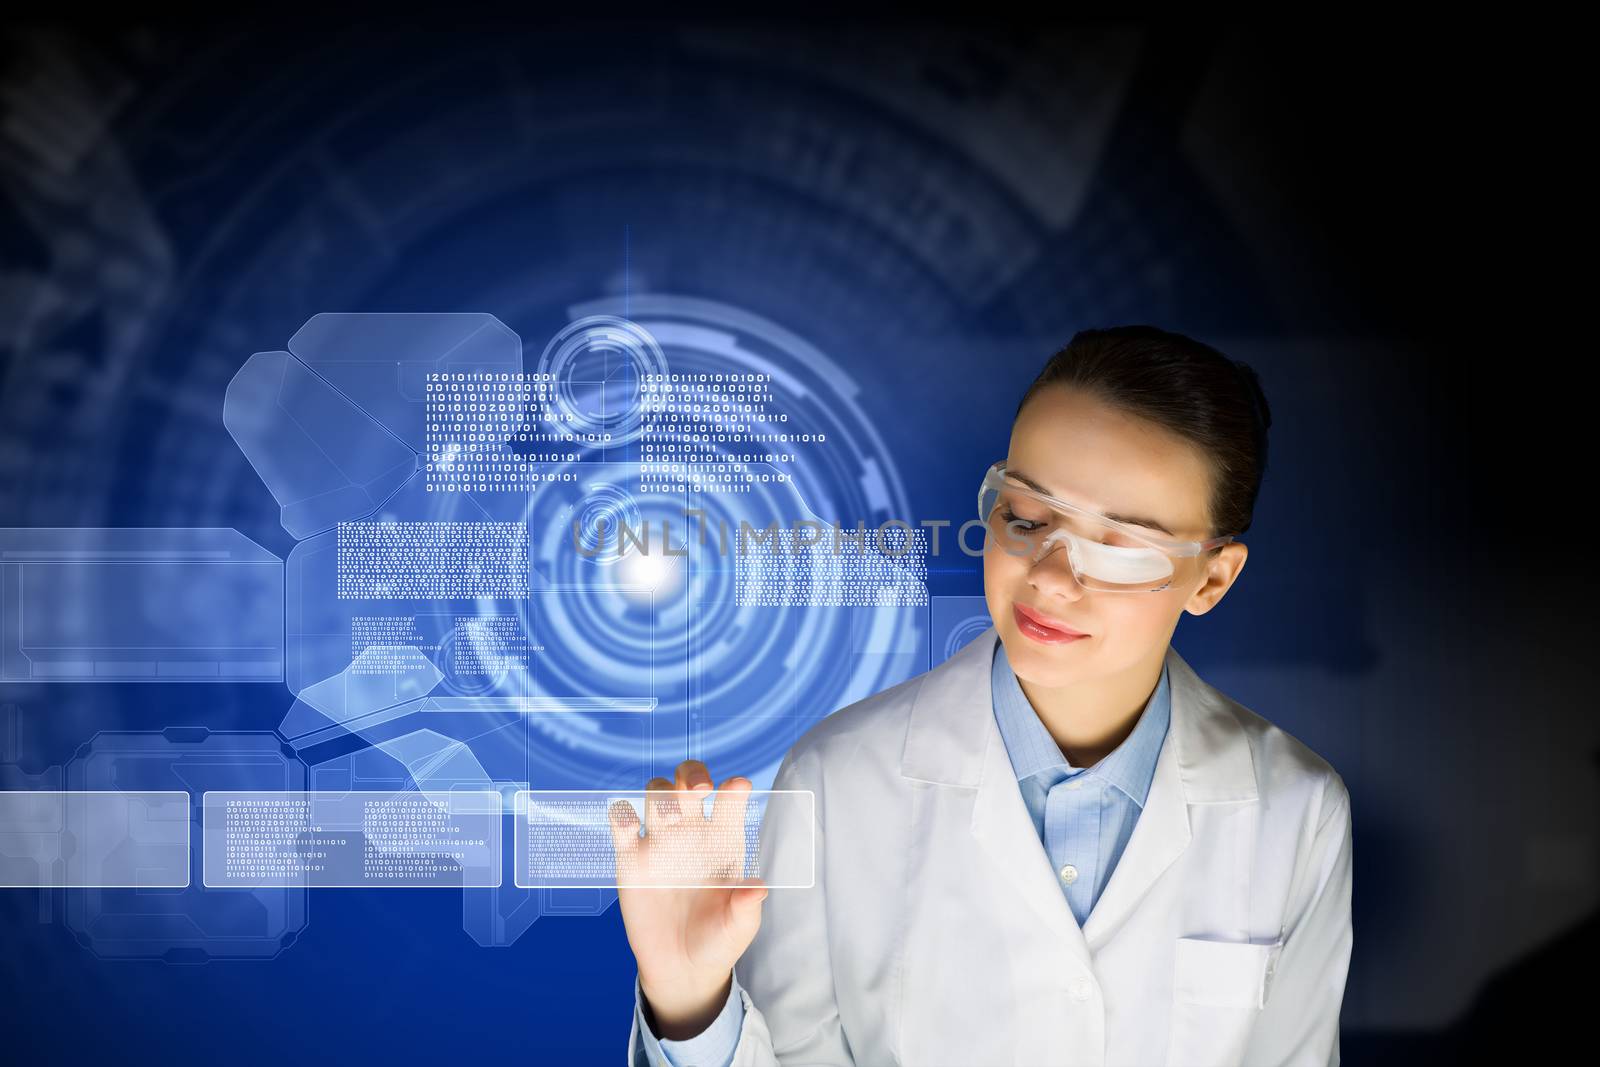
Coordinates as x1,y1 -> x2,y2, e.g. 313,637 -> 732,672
606,798 -> 641,882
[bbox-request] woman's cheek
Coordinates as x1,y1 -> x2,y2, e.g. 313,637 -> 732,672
1096,599 -> 1161,657
980,539 -> 1007,590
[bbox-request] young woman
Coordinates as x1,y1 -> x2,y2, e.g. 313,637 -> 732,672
613,326 -> 1354,1067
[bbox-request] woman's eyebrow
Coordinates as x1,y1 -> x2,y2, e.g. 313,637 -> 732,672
1008,467 -> 1177,537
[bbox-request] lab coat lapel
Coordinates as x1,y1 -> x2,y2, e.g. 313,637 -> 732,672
970,709 -> 1096,970
901,626 -> 1093,972
1078,715 -> 1188,946
1082,641 -> 1259,945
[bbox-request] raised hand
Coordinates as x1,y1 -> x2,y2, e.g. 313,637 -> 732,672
610,759 -> 768,1040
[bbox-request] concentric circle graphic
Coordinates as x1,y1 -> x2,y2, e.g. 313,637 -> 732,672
507,294 -> 925,787
536,315 -> 669,447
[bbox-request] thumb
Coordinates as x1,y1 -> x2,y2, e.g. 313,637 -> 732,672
727,875 -> 768,923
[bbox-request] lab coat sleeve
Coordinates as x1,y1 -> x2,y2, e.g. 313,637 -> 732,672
625,740 -> 852,1066
632,968 -> 745,1067
1242,775 -> 1354,1067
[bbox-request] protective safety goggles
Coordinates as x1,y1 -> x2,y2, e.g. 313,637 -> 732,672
978,461 -> 1233,593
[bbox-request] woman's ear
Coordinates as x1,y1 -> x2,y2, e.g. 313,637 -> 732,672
1183,542 -> 1248,617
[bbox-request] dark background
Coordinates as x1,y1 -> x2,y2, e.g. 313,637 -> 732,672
0,13 -> 1585,1063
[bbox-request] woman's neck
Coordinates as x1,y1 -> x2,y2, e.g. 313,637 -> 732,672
1016,650 -> 1165,768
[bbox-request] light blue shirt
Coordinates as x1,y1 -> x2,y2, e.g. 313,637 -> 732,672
633,639 -> 1172,1066
987,637 -> 1171,928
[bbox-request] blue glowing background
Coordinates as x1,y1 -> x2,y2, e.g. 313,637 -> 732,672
0,18 -> 1540,1065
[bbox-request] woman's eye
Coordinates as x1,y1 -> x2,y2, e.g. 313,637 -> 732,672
1000,508 -> 1044,532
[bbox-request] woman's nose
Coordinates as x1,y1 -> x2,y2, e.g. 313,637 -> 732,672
1028,532 -> 1084,600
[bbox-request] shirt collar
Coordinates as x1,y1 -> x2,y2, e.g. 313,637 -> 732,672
989,636 -> 1171,808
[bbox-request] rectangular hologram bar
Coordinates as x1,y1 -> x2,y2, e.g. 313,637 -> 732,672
0,527 -> 285,683
202,790 -> 502,889
0,790 -> 191,888
514,789 -> 815,890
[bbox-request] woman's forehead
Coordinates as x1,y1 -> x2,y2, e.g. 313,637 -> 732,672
1008,388 -> 1212,537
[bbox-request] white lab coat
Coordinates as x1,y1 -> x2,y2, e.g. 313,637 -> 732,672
628,625 -> 1353,1066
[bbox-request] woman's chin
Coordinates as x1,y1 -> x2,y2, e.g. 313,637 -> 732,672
1005,635 -> 1088,682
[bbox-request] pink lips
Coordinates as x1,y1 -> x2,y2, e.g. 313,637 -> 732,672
1013,603 -> 1089,644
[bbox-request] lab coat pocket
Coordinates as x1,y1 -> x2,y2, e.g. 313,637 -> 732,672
1165,936 -> 1283,1067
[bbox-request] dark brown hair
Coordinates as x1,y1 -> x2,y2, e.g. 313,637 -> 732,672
1015,325 -> 1272,543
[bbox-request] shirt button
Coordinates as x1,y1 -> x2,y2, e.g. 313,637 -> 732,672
1059,863 -> 1078,885
1069,976 -> 1094,1001
1065,780 -> 1083,790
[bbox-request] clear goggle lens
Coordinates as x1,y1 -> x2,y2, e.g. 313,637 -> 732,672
978,479 -> 1176,593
